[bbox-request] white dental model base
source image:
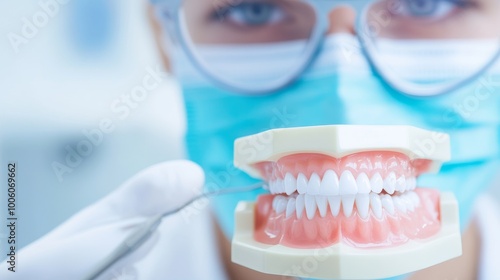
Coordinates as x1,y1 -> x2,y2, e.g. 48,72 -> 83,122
231,125 -> 462,279
232,192 -> 461,279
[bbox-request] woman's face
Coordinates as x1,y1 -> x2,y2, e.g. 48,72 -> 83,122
147,3 -> 500,279
152,0 -> 500,94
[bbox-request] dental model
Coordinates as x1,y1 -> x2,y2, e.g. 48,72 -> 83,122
232,125 -> 462,279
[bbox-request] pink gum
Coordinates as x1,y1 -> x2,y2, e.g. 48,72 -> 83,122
254,152 -> 432,181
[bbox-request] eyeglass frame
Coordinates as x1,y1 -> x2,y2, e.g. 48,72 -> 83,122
150,0 -> 500,97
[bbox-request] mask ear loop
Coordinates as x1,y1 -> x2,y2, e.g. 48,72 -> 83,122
82,182 -> 265,280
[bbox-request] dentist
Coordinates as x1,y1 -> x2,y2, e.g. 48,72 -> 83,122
2,0 -> 500,279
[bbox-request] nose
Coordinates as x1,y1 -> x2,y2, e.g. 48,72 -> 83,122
327,6 -> 356,35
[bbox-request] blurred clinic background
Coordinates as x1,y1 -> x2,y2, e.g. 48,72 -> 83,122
0,0 -> 185,249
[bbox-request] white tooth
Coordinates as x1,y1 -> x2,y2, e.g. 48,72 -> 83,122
356,173 -> 371,194
396,175 -> 406,193
272,195 -> 279,210
370,173 -> 383,194
328,196 -> 341,216
408,191 -> 420,206
263,183 -> 270,191
320,170 -> 339,195
284,173 -> 297,195
340,171 -> 357,195
381,194 -> 395,215
383,172 -> 396,194
296,194 -> 305,219
406,177 -> 413,190
297,173 -> 308,194
286,197 -> 296,218
275,196 -> 287,214
342,194 -> 355,217
408,177 -> 417,190
402,194 -> 414,212
355,194 -> 370,219
308,173 -> 321,195
276,179 -> 285,194
315,195 -> 328,217
393,196 -> 407,213
269,181 -> 277,194
305,194 -> 317,220
369,193 -> 383,219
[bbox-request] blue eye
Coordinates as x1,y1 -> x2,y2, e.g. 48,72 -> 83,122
218,2 -> 286,26
398,0 -> 470,19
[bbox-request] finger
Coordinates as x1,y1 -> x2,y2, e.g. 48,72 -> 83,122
106,160 -> 205,217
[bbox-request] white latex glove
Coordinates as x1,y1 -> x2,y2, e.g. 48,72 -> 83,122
0,160 -> 205,280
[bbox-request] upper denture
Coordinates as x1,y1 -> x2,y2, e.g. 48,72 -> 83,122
256,152 -> 422,197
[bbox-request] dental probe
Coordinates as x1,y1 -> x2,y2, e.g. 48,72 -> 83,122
83,182 -> 264,280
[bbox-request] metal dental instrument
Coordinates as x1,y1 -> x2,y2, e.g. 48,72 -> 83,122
83,182 -> 264,280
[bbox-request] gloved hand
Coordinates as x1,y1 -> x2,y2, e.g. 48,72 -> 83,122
0,160 -> 205,280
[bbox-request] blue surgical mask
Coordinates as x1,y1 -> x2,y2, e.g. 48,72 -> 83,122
170,34 -> 500,242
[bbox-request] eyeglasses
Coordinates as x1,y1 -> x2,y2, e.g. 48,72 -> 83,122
150,0 -> 500,96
